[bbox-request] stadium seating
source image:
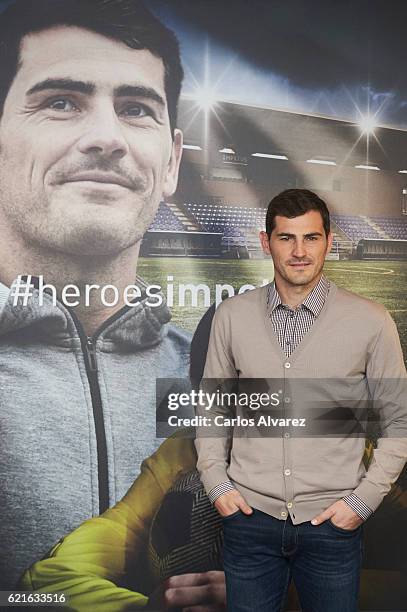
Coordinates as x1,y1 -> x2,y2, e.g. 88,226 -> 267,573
332,214 -> 407,241
148,202 -> 187,232
183,203 -> 266,248
369,216 -> 407,240
148,203 -> 407,253
331,215 -> 381,240
184,202 -> 266,232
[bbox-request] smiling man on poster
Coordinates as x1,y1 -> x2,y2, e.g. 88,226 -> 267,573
195,188 -> 407,611
0,0 -> 192,590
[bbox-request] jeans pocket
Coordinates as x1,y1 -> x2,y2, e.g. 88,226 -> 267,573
222,509 -> 241,521
327,518 -> 362,535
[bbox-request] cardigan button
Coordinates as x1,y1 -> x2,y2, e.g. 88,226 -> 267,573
284,362 -> 291,369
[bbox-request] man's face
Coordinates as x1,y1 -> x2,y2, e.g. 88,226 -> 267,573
259,210 -> 333,288
0,26 -> 182,256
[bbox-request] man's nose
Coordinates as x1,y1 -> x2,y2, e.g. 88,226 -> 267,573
76,104 -> 129,159
292,240 -> 306,258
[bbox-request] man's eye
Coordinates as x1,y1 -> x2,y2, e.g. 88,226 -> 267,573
47,98 -> 78,112
122,104 -> 150,118
306,236 -> 318,241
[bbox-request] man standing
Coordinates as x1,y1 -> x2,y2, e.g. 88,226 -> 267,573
0,0 -> 190,589
195,189 -> 407,611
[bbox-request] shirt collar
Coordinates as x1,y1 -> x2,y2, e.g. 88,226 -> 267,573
267,275 -> 330,317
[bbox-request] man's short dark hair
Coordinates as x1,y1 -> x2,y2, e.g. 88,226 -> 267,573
265,189 -> 330,237
0,0 -> 183,133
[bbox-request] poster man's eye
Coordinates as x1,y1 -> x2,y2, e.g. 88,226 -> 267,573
123,104 -> 151,118
48,98 -> 78,112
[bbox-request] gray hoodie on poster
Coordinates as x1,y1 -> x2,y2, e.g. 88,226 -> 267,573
0,277 -> 191,589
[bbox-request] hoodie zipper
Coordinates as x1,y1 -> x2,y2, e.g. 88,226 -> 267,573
86,337 -> 98,372
83,335 -> 109,514
67,302 -> 139,514
66,310 -> 119,515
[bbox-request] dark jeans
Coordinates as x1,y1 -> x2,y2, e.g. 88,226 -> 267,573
222,508 -> 363,612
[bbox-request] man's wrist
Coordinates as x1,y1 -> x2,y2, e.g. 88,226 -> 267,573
208,480 -> 235,504
342,493 -> 373,521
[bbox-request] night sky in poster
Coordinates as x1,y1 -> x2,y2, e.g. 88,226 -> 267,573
150,0 -> 407,129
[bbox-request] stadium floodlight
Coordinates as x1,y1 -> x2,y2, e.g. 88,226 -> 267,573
355,164 -> 380,171
219,147 -> 235,154
398,170 -> 407,174
306,159 -> 337,166
193,86 -> 218,112
251,153 -> 288,160
358,115 -> 376,134
182,144 -> 202,151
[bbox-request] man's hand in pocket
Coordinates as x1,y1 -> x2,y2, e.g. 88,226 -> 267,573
214,489 -> 253,518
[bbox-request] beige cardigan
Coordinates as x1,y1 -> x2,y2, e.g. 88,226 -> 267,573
195,282 -> 407,523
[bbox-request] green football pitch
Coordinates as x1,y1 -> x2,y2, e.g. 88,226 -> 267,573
138,258 -> 407,362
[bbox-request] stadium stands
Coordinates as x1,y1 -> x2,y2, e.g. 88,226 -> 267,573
332,214 -> 407,242
331,215 -> 381,240
184,202 -> 266,233
148,202 -> 187,232
369,216 -> 407,240
146,202 -> 407,259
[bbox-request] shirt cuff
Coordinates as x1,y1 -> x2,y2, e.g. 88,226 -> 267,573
208,480 -> 235,504
342,493 -> 373,521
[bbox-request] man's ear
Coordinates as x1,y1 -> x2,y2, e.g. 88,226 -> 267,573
162,129 -> 183,198
259,230 -> 272,255
326,230 -> 334,255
